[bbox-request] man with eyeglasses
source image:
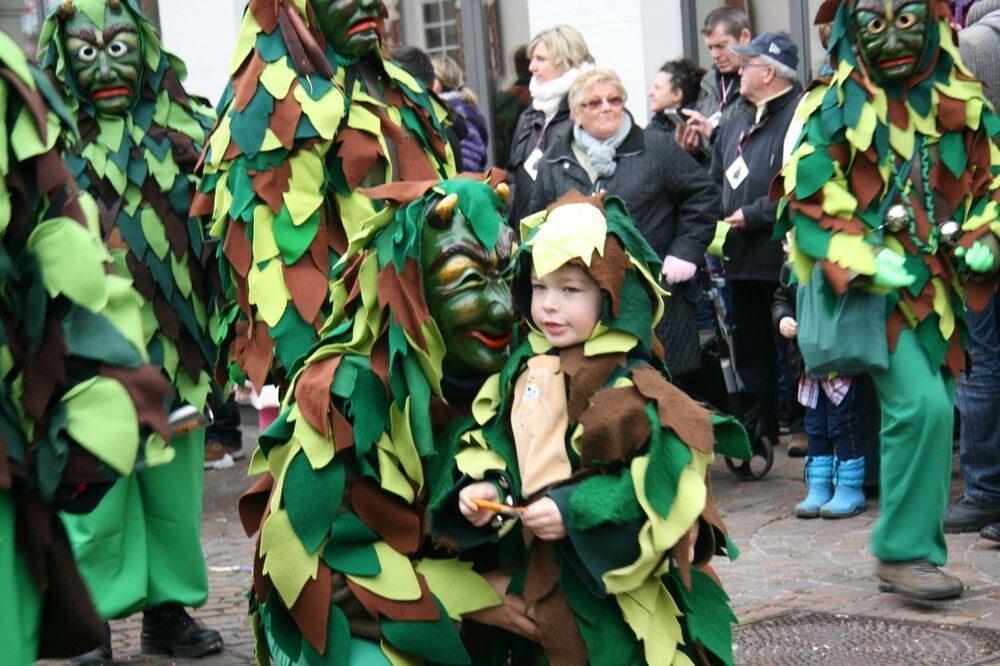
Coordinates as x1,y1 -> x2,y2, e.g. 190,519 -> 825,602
709,32 -> 802,445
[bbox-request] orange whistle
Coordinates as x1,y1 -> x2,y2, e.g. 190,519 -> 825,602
470,498 -> 527,514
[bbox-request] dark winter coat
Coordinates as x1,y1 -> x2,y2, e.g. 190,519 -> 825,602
710,85 -> 800,282
771,262 -> 803,385
443,93 -> 490,172
528,118 -> 721,376
505,98 -> 574,226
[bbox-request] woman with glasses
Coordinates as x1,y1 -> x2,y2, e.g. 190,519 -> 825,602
528,68 -> 721,382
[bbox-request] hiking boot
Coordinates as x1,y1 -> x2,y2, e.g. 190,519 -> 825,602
70,634 -> 112,666
876,559 -> 963,601
982,523 -> 1000,543
141,604 -> 224,658
787,432 -> 807,457
943,497 -> 1000,533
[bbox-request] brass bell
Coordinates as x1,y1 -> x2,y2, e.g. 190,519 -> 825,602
884,204 -> 910,232
938,220 -> 962,245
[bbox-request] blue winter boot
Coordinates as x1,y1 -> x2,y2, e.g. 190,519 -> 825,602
820,456 -> 867,518
794,455 -> 834,519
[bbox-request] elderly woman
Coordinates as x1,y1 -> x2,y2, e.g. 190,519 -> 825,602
506,25 -> 594,226
528,68 -> 720,379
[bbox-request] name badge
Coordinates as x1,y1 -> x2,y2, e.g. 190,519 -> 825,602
708,111 -> 722,128
726,155 -> 749,190
524,147 -> 543,181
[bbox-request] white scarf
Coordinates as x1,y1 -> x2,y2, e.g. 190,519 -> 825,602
530,64 -> 592,119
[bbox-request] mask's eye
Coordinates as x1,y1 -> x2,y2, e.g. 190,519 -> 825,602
107,40 -> 129,57
896,12 -> 917,29
76,44 -> 98,62
866,16 -> 887,34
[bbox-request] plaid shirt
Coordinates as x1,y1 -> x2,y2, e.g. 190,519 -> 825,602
798,376 -> 853,409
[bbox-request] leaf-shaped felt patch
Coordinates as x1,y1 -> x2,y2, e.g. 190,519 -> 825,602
260,507 -> 320,608
345,541 -> 421,601
414,558 -> 502,621
27,217 -> 109,313
274,206 -> 320,264
62,376 -> 140,475
322,511 -> 382,576
248,259 -> 291,327
301,602 -> 351,666
379,597 -> 470,665
939,131 -> 968,180
645,405 -> 693,519
670,568 -> 738,666
284,451 -> 345,554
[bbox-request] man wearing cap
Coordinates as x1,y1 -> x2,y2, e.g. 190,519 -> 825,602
710,32 -> 802,443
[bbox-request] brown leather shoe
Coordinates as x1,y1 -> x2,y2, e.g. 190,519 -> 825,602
787,432 -> 808,457
876,559 -> 963,601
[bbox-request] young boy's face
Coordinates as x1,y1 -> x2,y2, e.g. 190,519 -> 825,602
530,263 -> 604,347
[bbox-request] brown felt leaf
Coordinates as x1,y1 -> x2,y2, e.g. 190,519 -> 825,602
291,562 -> 333,654
887,98 -> 909,131
361,180 -> 439,205
224,219 -> 252,278
249,0 -> 279,34
21,319 -> 68,422
349,477 -> 422,554
239,473 -> 275,537
819,260 -> 852,294
254,162 -> 293,214
152,292 -> 181,340
99,364 -> 172,439
376,259 -> 431,351
937,94 -> 966,132
332,404 -> 355,452
578,386 -> 651,463
294,355 -> 341,437
338,127 -> 383,191
585,236 -> 628,317
244,321 -> 276,392
285,254 -> 329,324
346,571 -> 440,622
848,154 -> 883,213
270,92 -> 304,150
545,189 -> 605,215
631,365 -> 715,455
673,528 -> 694,591
558,346 -> 624,423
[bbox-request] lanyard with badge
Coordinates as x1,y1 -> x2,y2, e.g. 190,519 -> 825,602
523,117 -> 555,181
725,127 -> 758,190
709,76 -> 735,129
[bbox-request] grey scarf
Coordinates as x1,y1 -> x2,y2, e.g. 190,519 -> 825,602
572,113 -> 633,178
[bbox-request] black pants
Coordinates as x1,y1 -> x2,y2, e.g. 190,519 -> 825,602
730,280 -> 780,438
206,394 -> 242,446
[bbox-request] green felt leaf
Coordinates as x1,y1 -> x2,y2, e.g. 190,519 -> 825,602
645,405 -> 693,519
415,558 -> 502,621
711,414 -> 751,460
380,597 -> 469,665
260,507 -> 320,608
62,304 -> 144,369
62,376 -> 140,475
346,541 -> 421,601
670,568 -> 738,666
322,517 -> 381,577
274,206 -> 320,264
795,144 -> 836,200
569,467 -> 643,531
939,132 -> 967,180
792,213 -> 832,261
26,217 -> 109,313
301,603 -> 350,666
262,588 -> 303,664
141,206 -> 170,260
284,451 -> 345,554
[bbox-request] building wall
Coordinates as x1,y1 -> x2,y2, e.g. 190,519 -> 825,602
496,0 -> 529,86
526,0 -> 685,126
157,0 -> 244,105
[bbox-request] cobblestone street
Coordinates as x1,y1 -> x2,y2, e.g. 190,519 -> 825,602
75,415 -> 1000,665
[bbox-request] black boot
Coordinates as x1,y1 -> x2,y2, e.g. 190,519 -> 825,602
141,603 -> 224,658
69,624 -> 112,666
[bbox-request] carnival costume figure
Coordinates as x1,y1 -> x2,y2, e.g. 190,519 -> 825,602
38,0 -> 224,657
0,28 -> 172,664
235,174 -> 521,663
192,0 -> 457,390
778,0 -> 1000,600
431,192 -> 752,666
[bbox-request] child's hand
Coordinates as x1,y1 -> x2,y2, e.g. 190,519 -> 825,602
459,482 -> 500,527
522,497 -> 566,540
778,316 -> 798,339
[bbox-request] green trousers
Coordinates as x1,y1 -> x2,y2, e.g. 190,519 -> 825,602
61,431 -> 209,619
0,490 -> 41,666
869,328 -> 955,566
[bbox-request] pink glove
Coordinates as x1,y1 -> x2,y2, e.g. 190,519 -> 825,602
660,255 -> 698,284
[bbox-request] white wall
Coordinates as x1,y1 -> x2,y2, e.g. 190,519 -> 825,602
158,0 -> 245,105
526,0 -> 685,126
496,0 -> 529,87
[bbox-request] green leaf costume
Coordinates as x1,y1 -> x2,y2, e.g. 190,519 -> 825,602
0,29 -> 171,663
430,193 -> 751,666
192,0 -> 457,390
39,0 -> 221,410
777,0 -> 1000,378
238,175 -> 518,664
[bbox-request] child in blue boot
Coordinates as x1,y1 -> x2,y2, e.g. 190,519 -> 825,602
772,264 -> 867,519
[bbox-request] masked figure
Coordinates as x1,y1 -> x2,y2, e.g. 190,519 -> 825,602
193,0 -> 457,392
0,29 -> 172,665
237,175 -> 519,663
38,0 -> 224,660
778,0 -> 1000,600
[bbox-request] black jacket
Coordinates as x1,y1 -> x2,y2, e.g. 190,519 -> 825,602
505,98 -> 574,227
710,85 -> 801,282
527,118 -> 720,376
771,262 -> 803,383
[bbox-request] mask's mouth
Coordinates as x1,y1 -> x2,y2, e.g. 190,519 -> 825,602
877,56 -> 916,69
93,86 -> 131,100
347,18 -> 378,38
468,329 -> 513,351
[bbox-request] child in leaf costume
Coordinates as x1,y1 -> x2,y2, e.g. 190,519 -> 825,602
0,29 -> 172,665
37,0 -> 224,657
237,175 -> 521,664
777,0 -> 1000,600
431,192 -> 751,666
192,0 -> 457,391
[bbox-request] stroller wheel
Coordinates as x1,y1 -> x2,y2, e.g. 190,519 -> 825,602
724,431 -> 775,480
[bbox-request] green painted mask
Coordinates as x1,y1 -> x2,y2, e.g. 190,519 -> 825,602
422,213 -> 517,377
311,0 -> 383,60
63,4 -> 142,114
852,0 -> 929,83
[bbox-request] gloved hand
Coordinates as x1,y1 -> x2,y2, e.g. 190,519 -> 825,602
872,248 -> 916,288
955,241 -> 996,273
661,255 -> 698,284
